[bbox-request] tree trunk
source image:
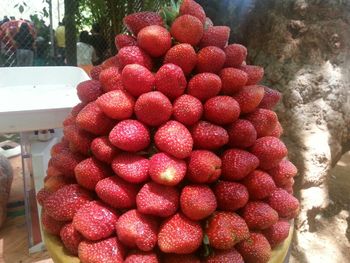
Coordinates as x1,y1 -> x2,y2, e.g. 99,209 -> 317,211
64,0 -> 77,66
200,0 -> 350,262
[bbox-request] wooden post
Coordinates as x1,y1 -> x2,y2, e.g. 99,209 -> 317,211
64,0 -> 77,66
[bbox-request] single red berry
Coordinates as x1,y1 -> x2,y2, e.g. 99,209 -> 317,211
240,65 -> 264,85
219,67 -> 248,95
199,26 -> 230,49
191,121 -> 229,150
90,136 -> 119,164
204,248 -> 244,263
179,0 -> 206,24
258,85 -> 282,109
76,80 -> 102,103
137,25 -> 172,57
170,15 -> 204,46
214,181 -> 249,211
60,223 -> 84,256
196,46 -> 226,73
267,188 -> 299,219
267,159 -> 297,187
187,73 -> 222,102
115,34 -> 137,50
123,11 -> 164,35
243,170 -> 276,199
233,85 -> 265,113
117,46 -> 153,70
122,63 -> 155,97
227,119 -> 257,148
224,44 -> 247,67
242,201 -> 279,230
245,109 -> 278,138
173,95 -> 203,126
164,43 -> 197,76
236,233 -> 271,263
262,220 -> 291,248
99,66 -> 124,93
204,96 -> 240,125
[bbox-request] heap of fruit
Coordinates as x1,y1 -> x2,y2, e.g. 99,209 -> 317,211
37,0 -> 300,262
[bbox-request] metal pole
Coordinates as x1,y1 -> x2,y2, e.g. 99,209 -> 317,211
48,0 -> 55,57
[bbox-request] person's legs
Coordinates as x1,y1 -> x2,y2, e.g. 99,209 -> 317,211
25,50 -> 34,66
16,49 -> 25,66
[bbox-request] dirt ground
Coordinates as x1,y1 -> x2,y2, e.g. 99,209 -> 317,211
291,152 -> 350,262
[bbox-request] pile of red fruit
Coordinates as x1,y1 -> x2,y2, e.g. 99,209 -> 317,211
37,0 -> 300,262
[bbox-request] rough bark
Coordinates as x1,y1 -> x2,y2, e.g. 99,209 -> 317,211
200,0 -> 350,262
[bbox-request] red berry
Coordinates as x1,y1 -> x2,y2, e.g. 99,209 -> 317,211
236,233 -> 271,263
164,43 -> 197,75
262,220 -> 291,248
122,64 -> 155,97
90,136 -> 119,164
135,91 -> 172,126
204,96 -> 240,125
99,66 -> 124,93
267,159 -> 297,187
96,90 -> 135,120
41,209 -> 65,235
187,150 -> 222,183
125,251 -> 159,263
224,44 -> 247,67
187,73 -> 222,102
63,124 -> 94,156
158,213 -> 203,254
90,65 -> 103,80
138,25 -> 172,57
171,15 -> 204,46
76,80 -> 102,103
154,121 -> 193,159
205,248 -> 244,263
214,181 -> 249,211
123,11 -> 164,35
233,85 -> 265,113
227,119 -> 257,148
50,151 -> 84,178
137,182 -> 179,217
206,212 -> 249,250
95,176 -> 138,209
258,86 -> 282,109
245,109 -> 278,138
109,120 -> 150,152
179,0 -> 206,24
115,34 -> 137,50
117,46 -> 153,70
221,149 -> 259,181
73,201 -> 118,241
191,121 -> 229,150
60,223 -> 84,256
268,121 -> 283,138
173,95 -> 203,126
116,209 -> 158,251
250,136 -> 288,170
112,153 -> 150,183
149,153 -> 187,186
243,171 -> 276,201
199,26 -> 230,49
36,188 -> 52,206
240,65 -> 264,85
196,46 -> 226,73
155,63 -> 187,100
267,188 -> 299,219
180,185 -> 217,220
219,67 -> 248,95
242,201 -> 279,230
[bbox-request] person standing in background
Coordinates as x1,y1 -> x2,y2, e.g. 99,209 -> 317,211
76,31 -> 96,76
55,19 -> 65,65
90,23 -> 108,65
13,23 -> 34,66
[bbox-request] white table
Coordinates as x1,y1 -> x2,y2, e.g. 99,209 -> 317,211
0,66 -> 89,253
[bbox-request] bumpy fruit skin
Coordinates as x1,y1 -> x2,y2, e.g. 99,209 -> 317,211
204,96 -> 240,125
44,174 -> 70,193
258,86 -> 282,109
90,65 -> 103,81
76,80 -> 102,103
219,68 -> 248,95
50,150 -> 84,178
180,185 -> 217,220
170,15 -> 204,46
111,153 -> 150,183
44,184 -> 93,221
224,44 -> 247,67
73,201 -> 118,241
173,95 -> 203,126
163,253 -> 200,263
214,181 -> 249,211
205,248 -> 244,263
96,90 -> 135,120
199,26 -> 230,49
134,91 -> 173,126
250,136 -> 288,170
154,121 -> 193,159
123,11 -> 164,35
98,66 -> 124,93
124,251 -> 159,263
90,136 -> 119,164
243,170 -> 276,199
240,65 -> 264,85
137,25 -> 172,57
74,157 -> 111,190
137,182 -> 179,217
149,153 -> 187,186
36,188 -> 52,206
268,159 -> 297,187
95,176 -> 138,209
236,233 -> 272,263
122,64 -> 155,97
206,212 -> 249,250
187,73 -> 222,102
268,188 -> 300,219
115,34 -> 137,50
158,213 -> 203,254
268,121 -> 283,138
187,150 -> 222,183
116,209 -> 158,252
109,120 -> 150,152
63,124 -> 94,156
242,201 -> 279,230
245,109 -> 278,138
164,43 -> 197,75
117,46 -> 153,70
191,121 -> 229,150
155,63 -> 187,100
76,102 -> 115,136
41,210 -> 65,235
78,237 -> 125,263
101,55 -> 119,69
60,223 -> 84,256
196,46 -> 226,73
179,0 -> 206,24
227,119 -> 257,148
233,85 -> 265,113
262,220 -> 291,248
221,149 -> 259,181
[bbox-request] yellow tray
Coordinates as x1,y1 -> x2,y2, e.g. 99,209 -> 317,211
43,226 -> 293,263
